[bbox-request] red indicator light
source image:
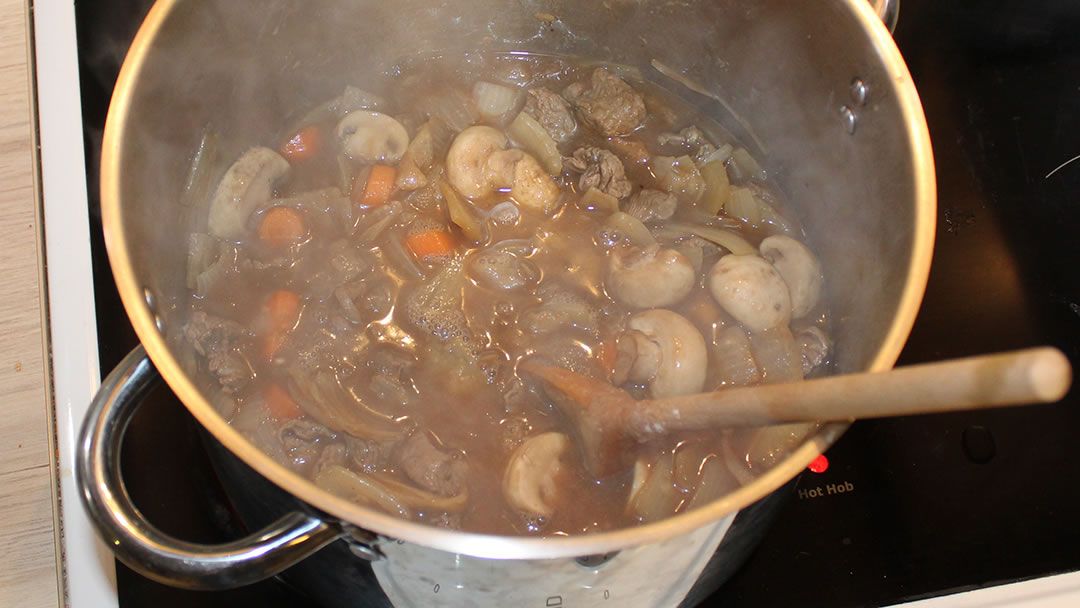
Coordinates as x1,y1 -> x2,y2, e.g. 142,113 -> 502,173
808,454 -> 829,473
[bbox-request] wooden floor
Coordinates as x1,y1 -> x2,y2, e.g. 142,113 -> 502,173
0,0 -> 61,607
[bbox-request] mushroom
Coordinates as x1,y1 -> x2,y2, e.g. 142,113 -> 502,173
707,254 -> 792,332
488,149 -> 561,215
759,235 -> 823,318
617,309 -> 707,399
335,111 -> 410,163
446,125 -> 508,198
206,147 -> 290,239
607,244 -> 696,309
446,126 -> 560,214
502,432 -> 570,517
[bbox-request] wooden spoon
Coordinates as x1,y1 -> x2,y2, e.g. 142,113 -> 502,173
520,347 -> 1072,478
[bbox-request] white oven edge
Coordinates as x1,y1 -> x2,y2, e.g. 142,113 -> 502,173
892,570 -> 1080,607
32,1 -> 118,607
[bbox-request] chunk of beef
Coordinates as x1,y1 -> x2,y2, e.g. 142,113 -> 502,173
523,88 -> 576,143
562,68 -> 646,137
565,146 -> 633,199
345,435 -> 395,473
279,418 -> 337,471
183,311 -> 255,394
207,349 -> 255,394
657,125 -> 712,154
314,442 -> 347,476
607,136 -> 651,166
623,189 -> 678,223
397,431 -> 468,497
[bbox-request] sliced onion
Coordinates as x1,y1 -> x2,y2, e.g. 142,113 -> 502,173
186,233 -> 219,290
626,450 -> 682,523
472,81 -> 520,122
603,212 -> 657,248
581,187 -> 619,213
356,200 -> 404,244
744,423 -> 817,472
699,159 -> 731,216
661,222 -> 755,256
685,454 -> 740,511
439,178 -> 486,243
747,326 -> 803,384
288,369 -> 409,441
194,246 -> 237,297
507,111 -> 562,175
699,143 -> 733,166
315,465 -> 468,517
711,326 -> 761,388
396,120 -> 443,192
382,229 -> 426,281
728,147 -> 766,183
726,187 -> 761,225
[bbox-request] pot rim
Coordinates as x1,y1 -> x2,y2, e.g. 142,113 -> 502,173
100,0 -> 935,560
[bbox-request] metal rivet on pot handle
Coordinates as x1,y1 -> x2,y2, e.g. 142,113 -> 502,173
76,345 -> 348,590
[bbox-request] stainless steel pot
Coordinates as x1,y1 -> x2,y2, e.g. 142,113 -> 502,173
78,0 -> 934,604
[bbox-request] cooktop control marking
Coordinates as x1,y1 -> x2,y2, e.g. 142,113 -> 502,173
798,481 -> 855,499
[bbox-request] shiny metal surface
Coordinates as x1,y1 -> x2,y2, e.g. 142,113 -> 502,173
96,0 -> 933,568
871,0 -> 901,32
76,345 -> 345,589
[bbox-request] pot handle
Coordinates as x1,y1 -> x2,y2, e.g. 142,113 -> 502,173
869,0 -> 900,33
76,345 -> 346,589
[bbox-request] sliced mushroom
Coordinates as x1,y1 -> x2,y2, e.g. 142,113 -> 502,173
621,309 -> 707,399
707,254 -> 792,332
336,111 -> 410,163
612,329 -> 660,386
607,244 -> 696,309
502,432 -> 570,517
446,125 -> 508,198
759,235 -> 824,318
489,149 -> 561,215
206,147 -> 290,239
446,126 -> 560,213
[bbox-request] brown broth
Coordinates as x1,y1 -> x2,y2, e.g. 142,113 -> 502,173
182,52 -> 830,536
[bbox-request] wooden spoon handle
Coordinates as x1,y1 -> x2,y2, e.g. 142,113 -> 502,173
639,347 -> 1072,434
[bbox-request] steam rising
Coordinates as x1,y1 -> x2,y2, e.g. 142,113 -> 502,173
108,0 -> 920,377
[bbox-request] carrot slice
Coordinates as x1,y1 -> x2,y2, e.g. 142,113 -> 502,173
405,229 -> 455,260
258,206 -> 307,248
280,126 -> 322,162
264,382 -> 303,420
261,290 -> 302,359
355,164 -> 397,208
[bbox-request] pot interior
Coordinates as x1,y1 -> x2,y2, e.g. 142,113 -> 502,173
102,0 -> 933,557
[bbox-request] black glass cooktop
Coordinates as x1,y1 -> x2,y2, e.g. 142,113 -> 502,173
76,1 -> 1080,606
